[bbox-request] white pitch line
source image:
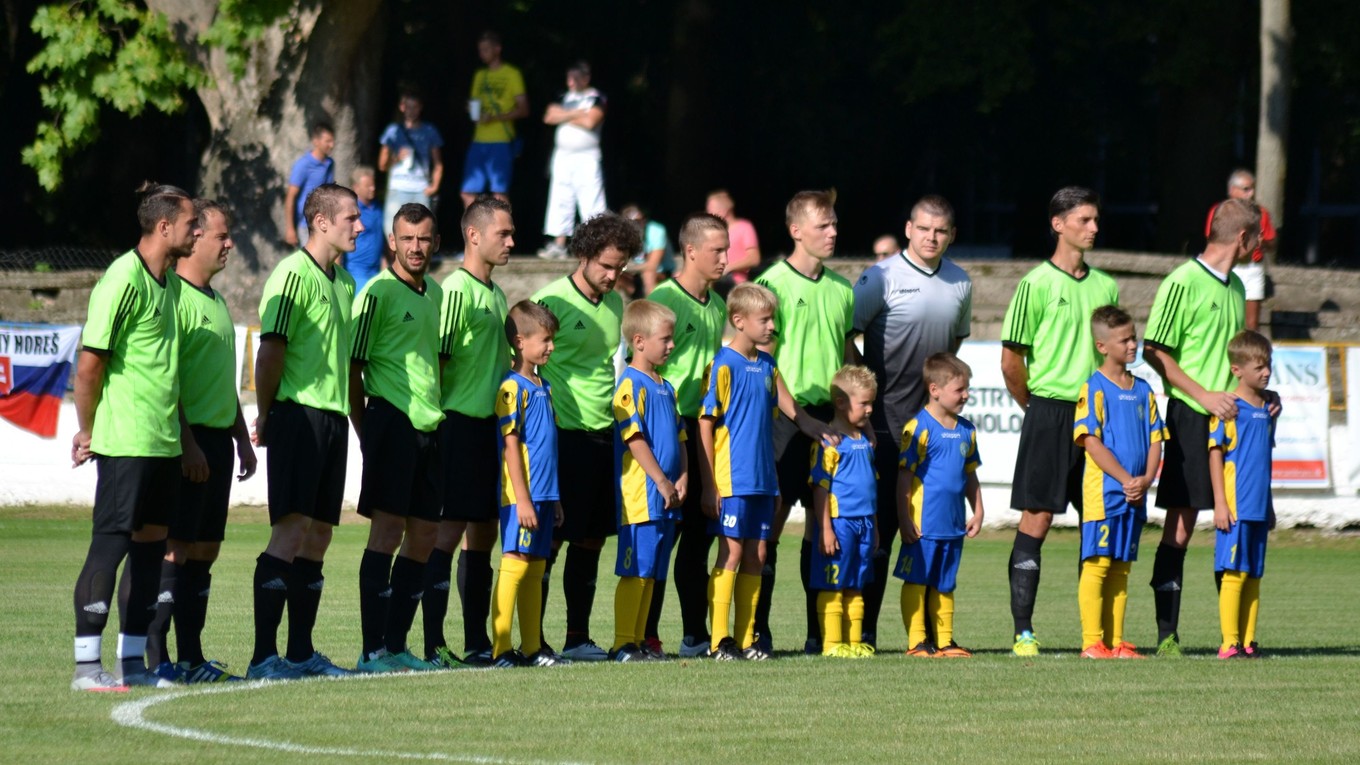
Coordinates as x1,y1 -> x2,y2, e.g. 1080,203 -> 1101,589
110,674 -> 597,764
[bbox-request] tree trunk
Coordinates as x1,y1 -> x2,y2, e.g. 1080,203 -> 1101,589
1256,0 -> 1291,264
146,0 -> 383,319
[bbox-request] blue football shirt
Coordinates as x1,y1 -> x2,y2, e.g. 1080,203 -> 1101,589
899,409 -> 981,539
1209,399 -> 1274,522
1073,371 -> 1167,521
700,346 -> 780,497
810,431 -> 877,519
614,367 -> 687,525
496,371 -> 560,507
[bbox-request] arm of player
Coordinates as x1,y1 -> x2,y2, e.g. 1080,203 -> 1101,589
252,338 -> 287,447
502,430 -> 537,531
347,362 -> 366,439
965,471 -> 984,538
1264,388 -> 1282,419
377,144 -> 392,173
843,335 -> 862,365
1129,441 -> 1163,505
1077,433 -> 1135,489
1208,446 -> 1232,532
675,441 -> 689,506
699,416 -> 720,519
282,185 -> 300,246
231,402 -> 257,481
776,374 -> 839,447
1143,345 -> 1239,420
896,468 -> 921,544
178,404 -> 209,483
813,484 -> 839,555
71,349 -> 107,467
1000,345 -> 1031,411
626,434 -> 679,509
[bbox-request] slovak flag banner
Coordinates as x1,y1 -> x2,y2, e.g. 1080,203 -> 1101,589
0,324 -> 82,438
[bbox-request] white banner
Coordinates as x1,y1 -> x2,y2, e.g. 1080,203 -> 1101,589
1270,345 -> 1330,487
957,341 -> 1330,489
955,343 -> 1020,485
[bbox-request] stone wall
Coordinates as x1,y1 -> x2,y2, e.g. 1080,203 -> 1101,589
5,252 -> 1358,343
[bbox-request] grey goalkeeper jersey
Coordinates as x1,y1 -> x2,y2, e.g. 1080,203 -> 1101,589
853,252 -> 973,439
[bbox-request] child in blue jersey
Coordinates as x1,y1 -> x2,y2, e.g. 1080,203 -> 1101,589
1073,306 -> 1166,659
810,365 -> 880,658
895,352 -> 984,658
1210,330 -> 1276,660
610,300 -> 688,662
700,282 -> 833,661
490,301 -> 566,668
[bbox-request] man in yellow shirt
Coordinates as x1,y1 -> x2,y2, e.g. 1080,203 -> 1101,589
459,31 -> 529,209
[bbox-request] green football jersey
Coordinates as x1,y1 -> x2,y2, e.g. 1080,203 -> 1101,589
755,260 -> 855,406
439,268 -> 510,418
351,270 -> 444,432
258,250 -> 356,415
1000,260 -> 1120,401
532,275 -> 623,432
81,250 -> 180,457
649,279 -> 726,418
171,273 -> 238,429
1145,259 -> 1245,414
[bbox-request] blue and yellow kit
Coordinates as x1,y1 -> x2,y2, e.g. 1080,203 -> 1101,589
614,366 -> 687,525
496,370 -> 560,508
898,409 -> 981,539
700,345 -> 781,498
1074,371 -> 1166,522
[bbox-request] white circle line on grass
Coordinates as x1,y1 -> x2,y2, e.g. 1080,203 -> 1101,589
110,674 -> 598,765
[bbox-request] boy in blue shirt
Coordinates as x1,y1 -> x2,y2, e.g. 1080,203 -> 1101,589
896,352 -> 984,658
491,301 -> 567,668
700,282 -> 832,660
810,365 -> 880,658
1210,330 -> 1276,660
611,300 -> 688,662
1073,306 -> 1166,659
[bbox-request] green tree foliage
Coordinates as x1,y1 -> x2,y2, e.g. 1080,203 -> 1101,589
200,0 -> 296,77
22,0 -> 207,190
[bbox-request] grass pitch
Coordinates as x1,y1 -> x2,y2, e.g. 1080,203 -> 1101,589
2,507 -> 1358,763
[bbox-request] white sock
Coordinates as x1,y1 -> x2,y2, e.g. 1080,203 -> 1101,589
74,636 -> 101,664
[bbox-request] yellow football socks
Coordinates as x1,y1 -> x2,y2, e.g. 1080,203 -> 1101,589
1241,576 -> 1261,647
1078,556 -> 1111,650
818,591 -> 844,652
492,556 -> 529,658
901,583 -> 928,648
930,589 -> 955,647
708,568 -> 736,651
634,578 -> 655,649
1105,560 -> 1131,647
844,592 -> 865,646
734,573 -> 761,648
1219,570 -> 1247,650
613,576 -> 645,651
518,559 -> 545,656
